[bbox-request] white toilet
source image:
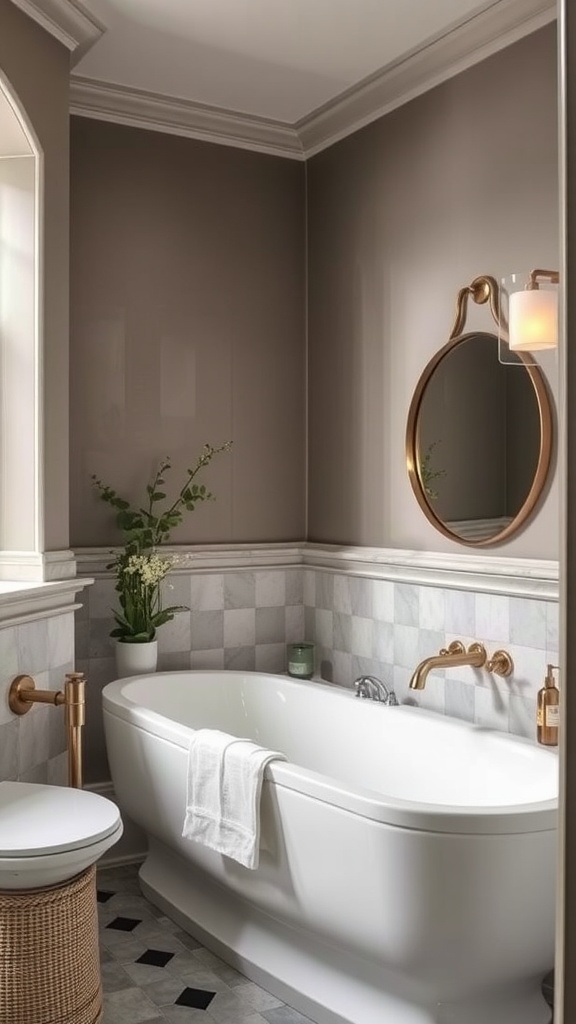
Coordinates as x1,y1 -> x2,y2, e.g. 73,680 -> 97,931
0,780 -> 123,889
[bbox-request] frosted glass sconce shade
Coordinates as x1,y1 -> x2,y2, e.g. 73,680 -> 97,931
502,270 -> 559,352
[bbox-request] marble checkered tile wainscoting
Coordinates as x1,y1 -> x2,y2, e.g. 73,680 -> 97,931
304,569 -> 559,742
0,582 -> 89,786
74,544 -> 559,782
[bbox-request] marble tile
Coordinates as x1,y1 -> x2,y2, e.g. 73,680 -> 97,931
285,605 -> 305,643
190,574 -> 224,612
47,612 -> 75,668
393,624 -> 421,671
394,583 -> 419,627
255,571 -> 286,608
333,612 -> 352,653
255,644 -> 286,673
475,593 -> 510,644
302,570 -> 315,608
157,611 -> 191,653
223,609 -> 256,648
255,607 -> 285,644
372,580 -> 394,623
444,589 -> 475,636
89,577 -> 120,620
191,610 -> 224,651
474,683 -> 510,732
190,649 -> 225,670
332,575 -> 350,615
89,617 -> 116,660
314,572 -> 334,611
0,627 -> 19,723
0,719 -> 18,779
509,694 -> 537,741
285,570 -> 303,606
505,644 -> 547,700
445,678 -> 475,723
373,620 -> 393,665
509,597 -> 547,650
418,587 -> 445,632
16,618 -> 49,675
158,651 -> 192,671
224,647 -> 256,671
161,573 -> 193,611
224,572 -> 256,610
349,576 -> 373,618
314,608 -> 333,648
101,960 -> 134,993
350,616 -> 373,659
102,986 -> 161,1023
331,651 -> 351,686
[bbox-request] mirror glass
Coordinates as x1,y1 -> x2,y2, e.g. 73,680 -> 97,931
406,331 -> 552,545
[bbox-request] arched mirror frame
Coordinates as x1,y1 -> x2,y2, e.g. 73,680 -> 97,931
406,275 -> 553,547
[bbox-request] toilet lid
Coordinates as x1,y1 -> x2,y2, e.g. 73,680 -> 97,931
0,782 -> 122,857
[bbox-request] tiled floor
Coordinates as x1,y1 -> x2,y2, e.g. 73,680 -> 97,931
97,863 -> 316,1024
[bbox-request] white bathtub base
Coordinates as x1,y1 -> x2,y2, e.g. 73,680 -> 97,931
139,840 -> 549,1024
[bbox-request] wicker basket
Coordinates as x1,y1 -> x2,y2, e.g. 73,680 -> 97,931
0,865 -> 102,1024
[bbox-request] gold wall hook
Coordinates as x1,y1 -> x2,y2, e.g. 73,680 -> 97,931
8,672 -> 87,788
486,650 -> 514,677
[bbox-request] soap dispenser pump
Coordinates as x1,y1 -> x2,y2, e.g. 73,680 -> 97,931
537,664 -> 560,746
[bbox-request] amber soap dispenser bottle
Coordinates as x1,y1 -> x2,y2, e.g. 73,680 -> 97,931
537,664 -> 560,746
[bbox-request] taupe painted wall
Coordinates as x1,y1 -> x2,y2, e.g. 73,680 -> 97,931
69,119 -> 306,547
307,25 -> 559,558
0,0 -> 70,552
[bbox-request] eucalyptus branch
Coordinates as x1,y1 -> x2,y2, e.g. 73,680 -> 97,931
91,441 -> 232,641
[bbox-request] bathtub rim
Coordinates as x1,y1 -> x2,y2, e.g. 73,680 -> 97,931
102,670 -> 558,836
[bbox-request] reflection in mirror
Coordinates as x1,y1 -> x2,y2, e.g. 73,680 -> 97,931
406,332 -> 552,546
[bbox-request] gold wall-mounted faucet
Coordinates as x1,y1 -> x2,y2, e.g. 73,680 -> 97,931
409,640 -> 486,691
409,641 -> 514,691
9,672 -> 86,788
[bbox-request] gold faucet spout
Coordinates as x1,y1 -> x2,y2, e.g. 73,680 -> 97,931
409,641 -> 487,691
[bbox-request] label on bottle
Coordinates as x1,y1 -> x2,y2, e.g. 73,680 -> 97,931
288,662 -> 310,677
546,704 -> 560,727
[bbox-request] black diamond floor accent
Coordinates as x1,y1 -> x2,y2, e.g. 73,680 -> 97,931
97,890 -> 114,904
106,916 -> 141,932
136,948 -> 174,968
175,987 -> 216,1010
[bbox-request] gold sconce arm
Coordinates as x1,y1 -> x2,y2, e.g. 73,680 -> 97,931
527,269 -> 560,289
9,672 -> 87,789
449,275 -> 501,339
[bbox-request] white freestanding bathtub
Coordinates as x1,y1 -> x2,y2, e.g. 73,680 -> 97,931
102,671 -> 558,1024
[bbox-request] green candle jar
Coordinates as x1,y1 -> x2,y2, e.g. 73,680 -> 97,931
287,642 -> 315,680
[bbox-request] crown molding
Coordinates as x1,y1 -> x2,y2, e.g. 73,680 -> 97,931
69,77 -> 305,160
298,0 -> 557,156
68,0 -> 554,160
8,0 -> 105,62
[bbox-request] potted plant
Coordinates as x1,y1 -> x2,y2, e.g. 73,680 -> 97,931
92,441 -> 232,675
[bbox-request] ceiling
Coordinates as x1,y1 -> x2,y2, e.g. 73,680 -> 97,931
3,0 -> 556,158
74,0 -> 507,123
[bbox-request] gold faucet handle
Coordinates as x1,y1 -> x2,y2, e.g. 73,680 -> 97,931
439,640 -> 466,656
486,650 -> 514,677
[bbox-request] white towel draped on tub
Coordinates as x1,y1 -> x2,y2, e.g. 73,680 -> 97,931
182,728 -> 287,869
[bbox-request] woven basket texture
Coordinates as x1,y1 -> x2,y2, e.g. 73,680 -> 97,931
0,865 -> 102,1024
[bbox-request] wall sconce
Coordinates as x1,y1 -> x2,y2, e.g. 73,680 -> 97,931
502,269 -> 559,352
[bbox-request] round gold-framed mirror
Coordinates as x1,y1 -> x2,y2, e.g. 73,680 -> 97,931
406,277 -> 553,547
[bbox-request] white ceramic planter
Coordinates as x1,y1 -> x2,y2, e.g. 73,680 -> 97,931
115,639 -> 158,678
